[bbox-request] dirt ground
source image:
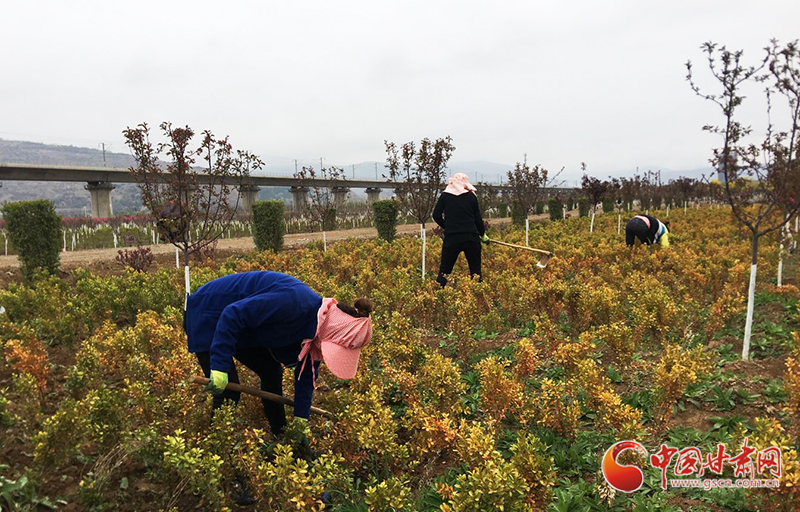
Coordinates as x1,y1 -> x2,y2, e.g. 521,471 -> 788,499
0,211 -> 576,274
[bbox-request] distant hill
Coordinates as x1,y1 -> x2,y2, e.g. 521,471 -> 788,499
0,139 -> 291,215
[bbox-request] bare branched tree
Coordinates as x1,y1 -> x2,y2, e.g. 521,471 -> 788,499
687,40 -> 800,359
123,122 -> 262,302
580,165 -> 611,233
673,177 -> 698,213
294,164 -> 347,250
385,136 -> 455,228
506,161 -> 549,226
385,136 -> 455,278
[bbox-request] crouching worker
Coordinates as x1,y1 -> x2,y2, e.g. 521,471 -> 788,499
625,214 -> 670,247
185,271 -> 374,436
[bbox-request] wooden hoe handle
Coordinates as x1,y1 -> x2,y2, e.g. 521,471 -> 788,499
189,375 -> 334,419
488,238 -> 553,256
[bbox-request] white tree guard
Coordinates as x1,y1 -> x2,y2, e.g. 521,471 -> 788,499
742,263 -> 757,360
525,219 -> 529,246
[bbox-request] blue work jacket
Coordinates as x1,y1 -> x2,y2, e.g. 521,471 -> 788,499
185,271 -> 323,418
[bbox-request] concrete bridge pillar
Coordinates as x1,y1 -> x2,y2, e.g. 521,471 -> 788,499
238,184 -> 260,214
85,181 -> 115,218
290,186 -> 309,211
365,187 -> 382,203
332,186 -> 349,206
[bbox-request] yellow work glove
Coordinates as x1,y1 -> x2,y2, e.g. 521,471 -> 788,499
660,233 -> 670,248
204,370 -> 229,395
481,234 -> 490,244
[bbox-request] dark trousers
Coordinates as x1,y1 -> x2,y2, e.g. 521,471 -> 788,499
436,239 -> 482,287
195,348 -> 287,435
625,218 -> 651,246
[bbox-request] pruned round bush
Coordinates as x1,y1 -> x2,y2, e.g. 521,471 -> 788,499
1,200 -> 61,281
252,200 -> 285,252
372,200 -> 398,242
578,198 -> 589,218
511,201 -> 526,226
548,198 -> 563,221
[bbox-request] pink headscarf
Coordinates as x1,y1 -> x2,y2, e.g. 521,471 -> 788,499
298,298 -> 372,385
444,173 -> 477,196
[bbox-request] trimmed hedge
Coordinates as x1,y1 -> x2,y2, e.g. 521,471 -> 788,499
1,200 -> 62,281
578,198 -> 589,218
511,201 -> 526,226
602,198 -> 614,213
372,200 -> 398,242
535,201 -> 545,215
548,198 -> 563,221
322,209 -> 337,231
252,200 -> 285,252
498,203 -> 508,218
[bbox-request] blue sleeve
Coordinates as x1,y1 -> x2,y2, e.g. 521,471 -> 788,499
209,289 -> 300,372
293,360 -> 320,419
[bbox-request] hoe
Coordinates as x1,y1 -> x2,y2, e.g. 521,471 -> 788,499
190,375 -> 334,418
487,238 -> 553,268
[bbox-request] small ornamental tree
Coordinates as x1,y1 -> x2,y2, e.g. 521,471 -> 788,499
252,200 -> 285,253
372,200 -> 398,242
475,182 -> 500,216
687,40 -> 800,359
673,176 -> 698,213
385,136 -> 455,278
580,168 -> 611,233
294,165 -> 346,251
506,162 -> 549,227
618,176 -> 640,212
123,122 -> 262,303
1,200 -> 61,281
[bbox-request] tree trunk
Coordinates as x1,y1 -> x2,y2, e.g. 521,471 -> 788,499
742,235 -> 759,361
590,210 -> 595,233
323,231 -> 327,252
617,213 -> 621,235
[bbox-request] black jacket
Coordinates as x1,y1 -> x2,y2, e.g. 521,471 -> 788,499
432,192 -> 485,244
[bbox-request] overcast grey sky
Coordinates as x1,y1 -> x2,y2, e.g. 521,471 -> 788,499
1,0 -> 797,182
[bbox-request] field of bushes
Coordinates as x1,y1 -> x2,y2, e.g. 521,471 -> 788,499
1,206 -> 799,511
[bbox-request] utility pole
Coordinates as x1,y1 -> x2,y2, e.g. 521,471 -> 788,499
352,164 -> 355,179
375,162 -> 378,180
294,159 -> 298,175
100,143 -> 106,166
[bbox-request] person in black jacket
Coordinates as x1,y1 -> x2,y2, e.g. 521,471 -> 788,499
432,173 -> 488,287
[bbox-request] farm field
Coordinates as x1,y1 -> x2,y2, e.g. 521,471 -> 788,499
1,206 -> 799,511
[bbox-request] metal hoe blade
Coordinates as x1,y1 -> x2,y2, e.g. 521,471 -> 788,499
536,253 -> 552,268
